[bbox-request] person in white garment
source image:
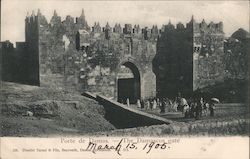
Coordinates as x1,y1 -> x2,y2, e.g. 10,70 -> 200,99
126,98 -> 130,107
153,99 -> 157,109
137,99 -> 141,108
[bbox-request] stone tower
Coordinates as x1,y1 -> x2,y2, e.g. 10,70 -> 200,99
154,16 -> 225,97
192,18 -> 224,90
24,10 -> 40,85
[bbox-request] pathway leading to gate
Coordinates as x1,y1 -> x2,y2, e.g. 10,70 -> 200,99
82,92 -> 174,129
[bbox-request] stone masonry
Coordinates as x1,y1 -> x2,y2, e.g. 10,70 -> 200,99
29,9 -> 156,101
1,9 -> 248,101
154,16 -> 225,97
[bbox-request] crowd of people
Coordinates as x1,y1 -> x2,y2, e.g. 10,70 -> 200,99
176,96 -> 216,119
124,93 -> 217,120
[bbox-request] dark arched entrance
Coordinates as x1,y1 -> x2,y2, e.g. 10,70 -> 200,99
117,62 -> 140,104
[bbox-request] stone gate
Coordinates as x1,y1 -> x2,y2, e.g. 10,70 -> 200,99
79,29 -> 157,102
2,9 -> 244,102
28,10 -> 157,102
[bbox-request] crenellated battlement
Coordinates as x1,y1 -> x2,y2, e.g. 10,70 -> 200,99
162,18 -> 223,34
4,8 -> 245,102
25,9 -> 223,42
25,11 -> 38,24
193,20 -> 223,34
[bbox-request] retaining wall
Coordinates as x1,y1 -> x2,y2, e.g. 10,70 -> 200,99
96,95 -> 172,129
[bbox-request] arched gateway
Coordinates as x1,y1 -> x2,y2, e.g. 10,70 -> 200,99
117,61 -> 141,104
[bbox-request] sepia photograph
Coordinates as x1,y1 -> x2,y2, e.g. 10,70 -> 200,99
0,0 -> 249,138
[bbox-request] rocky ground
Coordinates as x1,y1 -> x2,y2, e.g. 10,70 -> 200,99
0,81 -> 115,137
0,81 -> 249,137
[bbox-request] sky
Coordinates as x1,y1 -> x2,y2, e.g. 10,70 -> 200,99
1,0 -> 249,44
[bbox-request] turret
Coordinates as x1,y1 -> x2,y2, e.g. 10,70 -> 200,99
25,10 -> 39,42
159,25 -> 165,34
64,15 -> 74,25
143,27 -> 151,40
25,12 -> 30,23
164,20 -> 175,31
92,22 -> 102,33
54,10 -> 57,16
81,9 -> 85,17
30,10 -> 35,22
151,25 -> 159,34
123,24 -> 132,34
113,23 -> 122,34
176,22 -> 185,30
208,22 -> 216,32
77,9 -> 85,22
105,22 -> 111,30
76,9 -> 89,30
104,22 -> 111,39
186,15 -> 195,29
50,10 -> 61,26
37,9 -> 42,16
200,19 -> 207,30
36,9 -> 48,26
217,22 -> 223,33
133,25 -> 140,34
31,10 -> 35,17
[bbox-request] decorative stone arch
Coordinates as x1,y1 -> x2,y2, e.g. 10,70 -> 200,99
115,59 -> 142,104
116,57 -> 142,79
113,55 -> 156,102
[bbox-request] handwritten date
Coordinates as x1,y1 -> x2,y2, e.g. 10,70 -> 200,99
82,139 -> 171,155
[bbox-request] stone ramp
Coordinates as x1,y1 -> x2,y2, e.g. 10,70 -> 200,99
81,91 -> 97,100
93,94 -> 173,129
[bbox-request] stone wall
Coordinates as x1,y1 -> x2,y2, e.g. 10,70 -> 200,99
193,20 -> 225,90
32,10 -> 157,100
1,41 -> 16,82
0,39 -> 39,85
153,21 -> 193,97
3,10 -> 248,102
154,18 -> 225,97
81,32 -> 157,100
